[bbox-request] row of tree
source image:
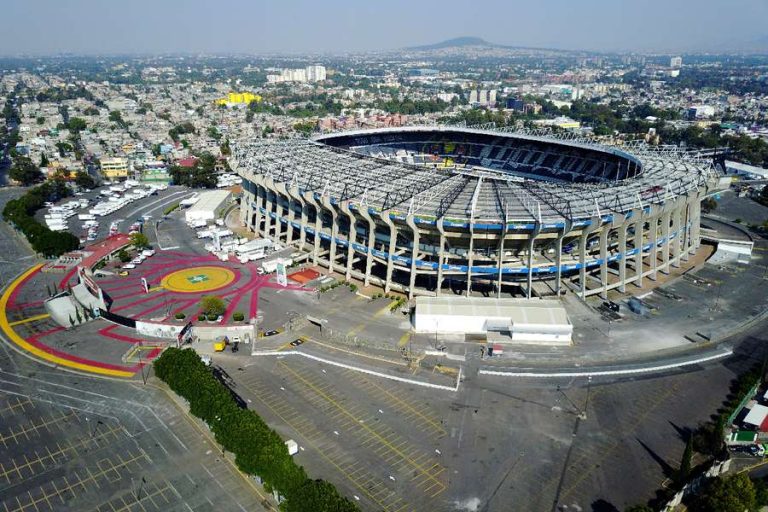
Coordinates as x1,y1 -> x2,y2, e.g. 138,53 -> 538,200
168,151 -> 220,188
2,179 -> 80,257
153,348 -> 359,512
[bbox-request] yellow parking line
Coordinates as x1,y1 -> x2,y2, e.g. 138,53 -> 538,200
397,332 -> 411,348
277,360 -> 446,496
8,313 -> 50,327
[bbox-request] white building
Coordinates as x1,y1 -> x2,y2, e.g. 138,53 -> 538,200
413,297 -> 573,346
267,65 -> 326,84
670,56 -> 683,68
184,190 -> 232,224
468,89 -> 497,106
306,65 -> 327,82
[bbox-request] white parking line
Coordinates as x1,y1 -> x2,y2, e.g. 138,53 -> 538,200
478,349 -> 732,378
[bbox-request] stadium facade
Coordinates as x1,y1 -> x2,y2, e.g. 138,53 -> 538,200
232,126 -> 715,299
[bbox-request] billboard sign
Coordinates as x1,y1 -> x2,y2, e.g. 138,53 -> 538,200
276,261 -> 288,287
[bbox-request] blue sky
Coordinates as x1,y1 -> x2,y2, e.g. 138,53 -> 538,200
2,0 -> 766,55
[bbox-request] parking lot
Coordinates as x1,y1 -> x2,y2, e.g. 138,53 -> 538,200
0,367 -> 272,512
231,356 -> 450,511
35,184 -> 195,247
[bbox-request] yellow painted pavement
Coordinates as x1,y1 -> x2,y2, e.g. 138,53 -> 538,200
8,313 -> 50,327
0,264 -> 134,378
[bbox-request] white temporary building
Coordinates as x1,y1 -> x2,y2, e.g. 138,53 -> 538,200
185,190 -> 232,224
744,404 -> 768,427
413,296 -> 573,346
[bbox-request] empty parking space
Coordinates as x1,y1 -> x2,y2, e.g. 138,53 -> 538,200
235,357 -> 448,511
0,386 -> 268,512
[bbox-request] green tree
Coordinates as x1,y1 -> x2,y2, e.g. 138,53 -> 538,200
40,153 -> 50,168
117,249 -> 131,263
293,121 -> 315,136
206,126 -> 222,141
678,434 -> 693,483
67,117 -> 87,133
108,110 -> 129,129
129,231 -> 150,249
74,171 -> 96,189
220,138 -> 231,156
9,156 -> 44,185
200,295 -> 226,317
691,473 -> 756,512
36,116 -> 45,125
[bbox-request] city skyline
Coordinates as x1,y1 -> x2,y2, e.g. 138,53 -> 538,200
2,0 -> 768,56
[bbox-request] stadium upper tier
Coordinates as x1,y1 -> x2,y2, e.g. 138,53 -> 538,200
231,126 -> 712,225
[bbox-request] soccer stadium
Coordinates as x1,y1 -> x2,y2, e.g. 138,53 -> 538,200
232,126 -> 717,298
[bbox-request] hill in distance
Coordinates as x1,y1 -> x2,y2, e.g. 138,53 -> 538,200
405,37 -> 499,51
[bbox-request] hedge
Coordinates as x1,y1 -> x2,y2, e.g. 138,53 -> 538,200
2,180 -> 80,257
163,202 -> 180,215
154,348 -> 359,512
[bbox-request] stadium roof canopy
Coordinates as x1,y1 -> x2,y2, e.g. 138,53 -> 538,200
232,126 -> 715,224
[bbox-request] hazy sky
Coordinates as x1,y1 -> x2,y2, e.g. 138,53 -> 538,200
2,0 -> 766,55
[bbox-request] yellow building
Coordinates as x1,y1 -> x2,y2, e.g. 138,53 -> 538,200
100,157 -> 129,179
215,91 -> 262,106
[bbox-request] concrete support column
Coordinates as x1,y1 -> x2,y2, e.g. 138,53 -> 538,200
405,216 -> 420,299
305,193 -> 323,266
359,208 -> 377,288
671,201 -> 682,268
661,209 -> 672,274
436,218 -> 446,297
691,196 -> 702,249
578,217 -> 601,298
263,190 -> 274,241
617,221 -> 628,293
239,178 -> 252,226
252,178 -> 266,237
285,197 -> 296,245
287,186 -> 305,249
526,223 -> 542,299
496,224 -> 508,299
680,196 -> 692,262
554,220 -> 573,297
648,213 -> 659,280
341,202 -> 357,281
598,225 -> 610,299
321,197 -> 338,274
381,213 -> 398,294
465,228 -> 475,297
633,212 -> 645,288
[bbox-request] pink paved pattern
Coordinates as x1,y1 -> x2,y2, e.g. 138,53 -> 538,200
10,250 -> 316,375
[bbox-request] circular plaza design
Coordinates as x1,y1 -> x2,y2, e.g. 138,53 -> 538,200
0,250 -> 314,378
160,266 -> 236,293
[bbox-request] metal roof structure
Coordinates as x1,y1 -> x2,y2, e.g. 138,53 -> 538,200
231,126 -> 715,224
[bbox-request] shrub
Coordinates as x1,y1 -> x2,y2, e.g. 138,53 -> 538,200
200,295 -> 226,316
1,181 -> 80,257
207,313 -> 219,322
153,348 -> 359,511
349,284 -> 357,292
163,202 -> 180,215
117,249 -> 131,263
175,312 -> 186,320
233,311 -> 244,322
198,314 -> 206,322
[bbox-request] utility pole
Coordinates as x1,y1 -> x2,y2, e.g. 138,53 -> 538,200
137,342 -> 147,385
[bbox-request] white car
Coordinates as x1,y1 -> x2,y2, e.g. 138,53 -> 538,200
122,263 -> 136,270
